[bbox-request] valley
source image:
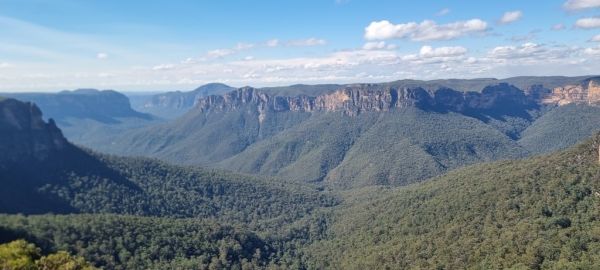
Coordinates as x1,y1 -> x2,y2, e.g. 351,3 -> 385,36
2,76 -> 600,269
4,1 -> 600,269
22,76 -> 600,190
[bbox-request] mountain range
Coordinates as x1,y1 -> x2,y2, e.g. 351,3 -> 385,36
61,76 -> 600,189
1,89 -> 158,148
134,83 -> 236,119
1,80 -> 600,268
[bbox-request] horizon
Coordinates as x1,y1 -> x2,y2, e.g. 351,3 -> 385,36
1,74 -> 599,94
2,0 -> 600,92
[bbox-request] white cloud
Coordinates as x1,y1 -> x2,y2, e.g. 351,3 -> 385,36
152,64 -> 175,71
1,15 -> 597,92
489,43 -> 544,59
584,46 -> 600,55
499,11 -> 523,24
590,34 -> 600,41
266,39 -> 280,47
198,42 -> 255,62
364,19 -> 487,41
206,48 -> 235,58
419,45 -> 467,58
488,43 -> 577,62
465,57 -> 477,64
564,0 -> 600,10
181,57 -> 195,64
286,38 -> 327,46
575,17 -> 600,28
235,42 -> 254,50
362,41 -> 396,50
552,23 -> 566,30
401,45 -> 468,65
436,8 -> 450,16
97,72 -> 113,78
96,52 -> 108,59
0,43 -> 592,91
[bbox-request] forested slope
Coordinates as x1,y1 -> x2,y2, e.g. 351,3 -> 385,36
306,133 -> 600,269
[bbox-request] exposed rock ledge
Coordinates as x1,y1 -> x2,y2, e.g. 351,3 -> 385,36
195,83 -> 537,116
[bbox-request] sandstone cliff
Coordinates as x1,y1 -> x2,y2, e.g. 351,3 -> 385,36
540,79 -> 600,106
194,83 -> 536,117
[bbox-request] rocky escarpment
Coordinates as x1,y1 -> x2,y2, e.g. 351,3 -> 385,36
0,98 -> 69,166
537,78 -> 600,106
195,83 -> 537,118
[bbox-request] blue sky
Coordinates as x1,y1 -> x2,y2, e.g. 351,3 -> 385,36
1,0 -> 600,91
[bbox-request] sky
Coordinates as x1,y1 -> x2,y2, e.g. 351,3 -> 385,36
1,0 -> 600,92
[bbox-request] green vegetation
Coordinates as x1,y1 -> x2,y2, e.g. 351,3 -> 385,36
220,109 -> 527,188
0,97 -> 337,269
1,147 -> 337,230
304,135 -> 600,269
0,212 -> 334,269
5,134 -> 600,269
0,215 -> 270,269
0,239 -> 96,270
22,77 -> 600,191
5,88 -> 600,269
97,104 -> 532,189
519,103 -> 600,154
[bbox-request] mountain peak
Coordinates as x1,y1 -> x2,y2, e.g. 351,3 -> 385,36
192,82 -> 232,92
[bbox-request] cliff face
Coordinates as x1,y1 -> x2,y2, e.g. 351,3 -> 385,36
0,98 -> 69,165
540,79 -> 600,106
195,83 -> 535,117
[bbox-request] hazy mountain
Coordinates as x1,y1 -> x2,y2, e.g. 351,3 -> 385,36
136,83 -> 236,118
306,132 -> 600,269
1,89 -> 159,147
2,89 -> 152,124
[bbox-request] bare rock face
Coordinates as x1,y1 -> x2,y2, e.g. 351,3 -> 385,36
541,79 -> 600,106
195,85 -> 433,115
0,98 -> 69,166
194,83 -> 535,117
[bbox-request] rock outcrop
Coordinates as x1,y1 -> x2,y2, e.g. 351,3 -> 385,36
0,98 -> 69,165
195,83 -> 536,117
541,79 -> 600,106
